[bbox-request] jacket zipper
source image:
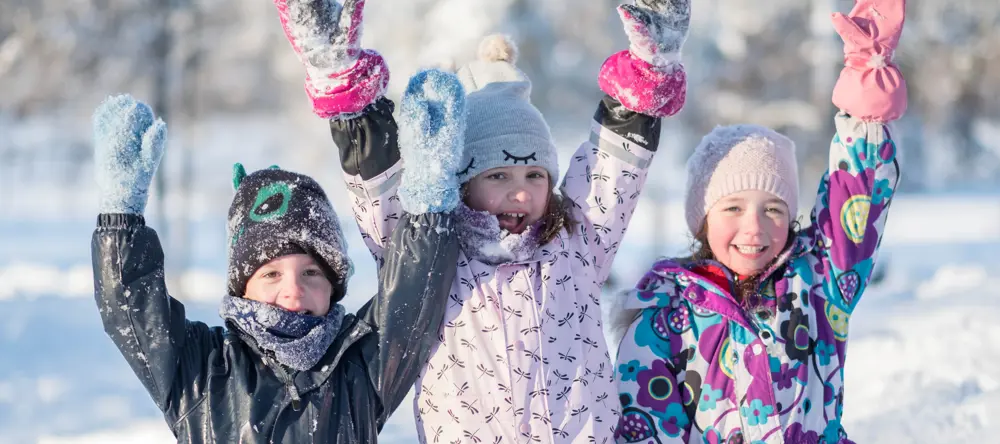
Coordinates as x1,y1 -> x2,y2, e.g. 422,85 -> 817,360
229,324 -> 304,411
288,384 -> 303,411
272,364 -> 303,411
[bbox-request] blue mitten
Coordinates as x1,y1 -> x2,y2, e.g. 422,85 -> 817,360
397,69 -> 466,214
93,94 -> 167,214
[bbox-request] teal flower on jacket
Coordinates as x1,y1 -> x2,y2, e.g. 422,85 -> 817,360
698,383 -> 723,411
872,178 -> 893,204
635,309 -> 675,360
651,402 -> 689,438
823,419 -> 844,443
618,360 -> 648,382
740,399 -> 774,426
816,340 -> 837,366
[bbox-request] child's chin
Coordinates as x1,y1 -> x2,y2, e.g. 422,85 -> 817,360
726,260 -> 767,277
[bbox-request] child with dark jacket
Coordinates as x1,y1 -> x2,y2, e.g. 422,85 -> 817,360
90,83 -> 467,442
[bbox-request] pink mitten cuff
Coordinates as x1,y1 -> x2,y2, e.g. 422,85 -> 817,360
598,50 -> 686,118
831,0 -> 908,122
305,50 -> 390,119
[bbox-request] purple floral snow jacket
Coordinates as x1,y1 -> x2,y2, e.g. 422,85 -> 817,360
612,113 -> 900,444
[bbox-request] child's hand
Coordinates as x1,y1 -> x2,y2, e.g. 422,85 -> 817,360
397,69 -> 467,214
92,94 -> 167,215
272,0 -> 389,117
619,0 -> 691,68
599,0 -> 690,117
831,0 -> 907,121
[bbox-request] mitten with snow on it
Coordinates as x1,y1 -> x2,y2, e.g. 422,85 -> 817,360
599,0 -> 689,117
92,94 -> 167,215
831,0 -> 908,122
397,69 -> 467,215
272,0 -> 388,118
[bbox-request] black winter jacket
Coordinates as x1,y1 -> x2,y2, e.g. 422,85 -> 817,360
91,212 -> 458,443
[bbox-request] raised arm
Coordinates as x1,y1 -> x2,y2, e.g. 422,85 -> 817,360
806,0 -> 907,313
272,0 -> 401,267
356,68 -> 465,426
91,95 -> 215,420
331,99 -> 404,268
560,0 -> 690,284
560,96 -> 662,284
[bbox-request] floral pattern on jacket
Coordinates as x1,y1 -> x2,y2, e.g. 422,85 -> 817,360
613,113 -> 900,443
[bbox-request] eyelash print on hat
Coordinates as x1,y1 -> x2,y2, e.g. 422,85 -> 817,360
456,158 -> 476,177
503,150 -> 538,165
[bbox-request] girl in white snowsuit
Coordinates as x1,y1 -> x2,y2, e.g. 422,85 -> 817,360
272,0 -> 691,442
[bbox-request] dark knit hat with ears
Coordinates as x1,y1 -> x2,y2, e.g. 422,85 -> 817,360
226,163 -> 352,302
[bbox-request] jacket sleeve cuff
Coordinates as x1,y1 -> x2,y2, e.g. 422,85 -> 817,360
330,97 -> 401,180
594,94 -> 663,153
97,213 -> 146,228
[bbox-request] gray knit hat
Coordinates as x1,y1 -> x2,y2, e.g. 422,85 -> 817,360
454,35 -> 559,183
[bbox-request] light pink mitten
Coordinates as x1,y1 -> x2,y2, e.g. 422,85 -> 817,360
599,0 -> 689,117
831,0 -> 907,122
273,0 -> 389,118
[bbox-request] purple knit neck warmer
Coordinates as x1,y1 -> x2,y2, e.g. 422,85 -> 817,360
455,203 -> 542,265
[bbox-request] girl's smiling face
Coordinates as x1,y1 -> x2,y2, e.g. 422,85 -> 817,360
464,165 -> 551,234
704,190 -> 791,276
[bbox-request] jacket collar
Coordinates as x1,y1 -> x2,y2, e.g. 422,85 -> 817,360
628,235 -> 811,332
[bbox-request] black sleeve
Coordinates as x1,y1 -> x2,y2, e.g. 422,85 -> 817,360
91,214 -> 217,421
330,97 -> 401,180
593,94 -> 663,152
356,211 -> 459,428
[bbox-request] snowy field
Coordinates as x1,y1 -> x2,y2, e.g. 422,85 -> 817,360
2,190 -> 998,443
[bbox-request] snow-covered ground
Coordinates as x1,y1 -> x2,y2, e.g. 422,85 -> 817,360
2,190 -> 998,443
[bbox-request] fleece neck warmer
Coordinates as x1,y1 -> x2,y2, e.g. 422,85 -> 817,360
454,203 -> 542,265
220,295 -> 345,372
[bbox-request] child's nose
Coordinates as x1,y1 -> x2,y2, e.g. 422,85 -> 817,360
277,277 -> 306,311
509,188 -> 532,203
742,212 -> 765,234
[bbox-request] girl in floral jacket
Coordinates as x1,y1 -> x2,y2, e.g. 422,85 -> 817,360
609,0 -> 907,442
271,0 -> 691,442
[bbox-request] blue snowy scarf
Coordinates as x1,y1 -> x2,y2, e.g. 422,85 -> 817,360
220,295 -> 345,372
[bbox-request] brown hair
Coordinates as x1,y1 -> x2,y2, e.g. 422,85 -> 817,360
537,190 -> 577,244
460,180 -> 576,245
681,217 -> 800,302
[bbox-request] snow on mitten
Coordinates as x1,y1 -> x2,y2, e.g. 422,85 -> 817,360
831,0 -> 907,122
397,69 -> 467,214
599,0 -> 689,117
273,0 -> 389,118
92,94 -> 167,215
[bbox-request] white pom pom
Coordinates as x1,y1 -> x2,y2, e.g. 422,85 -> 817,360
478,34 -> 519,64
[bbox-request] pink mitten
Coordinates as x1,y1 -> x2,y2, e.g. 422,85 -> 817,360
831,0 -> 907,122
599,0 -> 690,117
273,0 -> 389,118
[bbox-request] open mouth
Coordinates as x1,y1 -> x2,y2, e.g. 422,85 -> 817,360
733,244 -> 768,258
496,212 -> 528,234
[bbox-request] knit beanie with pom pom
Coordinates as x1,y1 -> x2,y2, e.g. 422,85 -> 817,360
454,34 -> 559,184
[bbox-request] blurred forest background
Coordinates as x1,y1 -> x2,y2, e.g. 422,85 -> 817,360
2,0 -> 998,277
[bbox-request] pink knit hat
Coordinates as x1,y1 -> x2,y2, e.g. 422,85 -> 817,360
684,124 -> 799,235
